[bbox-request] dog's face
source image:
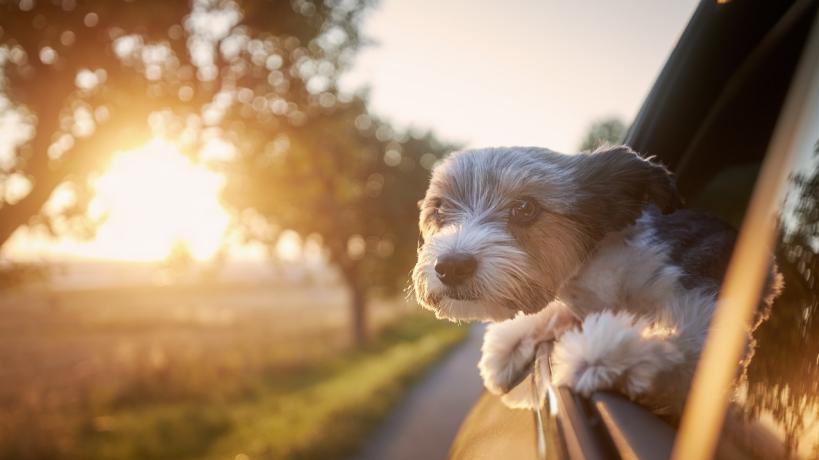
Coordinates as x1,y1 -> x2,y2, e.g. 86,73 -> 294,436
413,146 -> 680,322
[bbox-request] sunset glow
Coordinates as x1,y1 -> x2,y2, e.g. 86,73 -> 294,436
8,139 -> 232,262
90,140 -> 230,261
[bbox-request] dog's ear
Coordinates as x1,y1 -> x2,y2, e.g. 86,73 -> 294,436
640,156 -> 683,214
584,146 -> 682,213
574,146 -> 682,235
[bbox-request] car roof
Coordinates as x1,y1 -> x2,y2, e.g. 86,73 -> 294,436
628,0 -> 816,202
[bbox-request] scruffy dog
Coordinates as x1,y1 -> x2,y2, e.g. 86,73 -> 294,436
412,146 -> 780,416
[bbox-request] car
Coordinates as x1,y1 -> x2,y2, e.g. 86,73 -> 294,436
450,1 -> 819,458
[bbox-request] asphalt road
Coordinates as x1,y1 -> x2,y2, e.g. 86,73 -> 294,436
350,324 -> 486,460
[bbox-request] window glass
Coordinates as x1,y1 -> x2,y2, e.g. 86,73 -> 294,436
741,55 -> 819,456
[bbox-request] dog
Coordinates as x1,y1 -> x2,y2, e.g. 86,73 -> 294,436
412,145 -> 781,416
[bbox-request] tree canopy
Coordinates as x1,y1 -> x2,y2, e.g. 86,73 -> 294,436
577,116 -> 627,152
0,0 -> 451,343
1,0 -> 368,243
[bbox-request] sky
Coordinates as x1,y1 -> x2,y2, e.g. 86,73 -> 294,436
341,0 -> 700,152
5,0 -> 701,262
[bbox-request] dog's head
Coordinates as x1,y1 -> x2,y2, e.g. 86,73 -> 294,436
412,146 -> 680,322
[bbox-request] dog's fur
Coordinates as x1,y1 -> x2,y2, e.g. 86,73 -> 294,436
413,146 -> 781,416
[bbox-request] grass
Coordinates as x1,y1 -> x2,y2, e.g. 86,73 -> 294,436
76,314 -> 466,460
0,284 -> 467,460
205,316 -> 466,460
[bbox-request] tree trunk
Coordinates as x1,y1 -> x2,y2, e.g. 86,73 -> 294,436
336,258 -> 368,347
0,173 -> 62,251
349,281 -> 368,346
0,103 -> 63,252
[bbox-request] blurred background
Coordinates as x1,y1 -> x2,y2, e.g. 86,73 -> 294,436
0,1 -> 697,459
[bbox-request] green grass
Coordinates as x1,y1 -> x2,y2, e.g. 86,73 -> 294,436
73,314 -> 468,460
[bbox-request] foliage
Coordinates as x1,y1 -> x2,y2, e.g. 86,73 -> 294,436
203,314 -> 466,460
577,117 -> 627,152
744,155 -> 819,456
0,0 -> 450,342
0,287 -> 466,460
0,0 -> 368,246
222,96 -> 454,342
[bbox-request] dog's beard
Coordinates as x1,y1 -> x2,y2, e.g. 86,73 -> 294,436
412,230 -> 551,322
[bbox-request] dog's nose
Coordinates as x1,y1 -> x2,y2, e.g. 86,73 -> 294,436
435,254 -> 478,286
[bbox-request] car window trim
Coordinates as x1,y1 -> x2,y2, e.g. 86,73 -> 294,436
672,7 -> 819,460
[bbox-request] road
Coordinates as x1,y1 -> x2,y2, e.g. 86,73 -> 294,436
350,325 -> 486,460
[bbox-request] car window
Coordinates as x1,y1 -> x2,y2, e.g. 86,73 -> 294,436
535,4 -> 819,458
629,5 -> 819,458
676,8 -> 819,456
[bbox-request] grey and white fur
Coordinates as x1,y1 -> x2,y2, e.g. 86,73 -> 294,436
412,145 -> 781,416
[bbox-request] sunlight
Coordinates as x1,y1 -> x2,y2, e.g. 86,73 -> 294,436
3,137 -> 298,263
86,139 -> 230,261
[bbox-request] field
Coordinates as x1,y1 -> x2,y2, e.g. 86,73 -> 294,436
0,280 -> 468,460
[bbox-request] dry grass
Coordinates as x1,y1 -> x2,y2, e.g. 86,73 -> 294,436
0,282 -> 467,460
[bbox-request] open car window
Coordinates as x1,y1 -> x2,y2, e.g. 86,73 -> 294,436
531,3 -> 819,459
738,69 -> 819,460
452,3 -> 819,459
673,3 -> 819,457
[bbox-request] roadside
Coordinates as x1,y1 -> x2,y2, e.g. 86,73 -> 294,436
350,324 -> 486,460
0,283 -> 468,460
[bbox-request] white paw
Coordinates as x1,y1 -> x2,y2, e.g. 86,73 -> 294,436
500,341 -> 556,409
479,314 -> 540,395
551,311 -> 683,398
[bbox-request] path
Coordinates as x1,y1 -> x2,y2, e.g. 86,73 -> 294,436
351,325 -> 486,460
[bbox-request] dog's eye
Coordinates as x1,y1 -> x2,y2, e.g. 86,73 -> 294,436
424,198 -> 444,227
509,197 -> 541,225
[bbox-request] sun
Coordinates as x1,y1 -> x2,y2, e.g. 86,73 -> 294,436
82,139 -> 231,261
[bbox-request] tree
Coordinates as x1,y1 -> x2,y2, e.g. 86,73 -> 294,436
222,96 -> 453,344
163,239 -> 194,279
744,157 -> 819,456
0,0 -> 449,345
578,117 -> 627,152
0,0 -> 371,249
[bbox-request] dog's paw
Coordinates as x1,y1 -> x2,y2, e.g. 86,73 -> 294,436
551,311 -> 683,398
499,340 -> 556,409
479,314 -> 540,395
479,303 -> 579,398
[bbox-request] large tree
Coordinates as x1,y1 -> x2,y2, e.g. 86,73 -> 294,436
223,96 -> 452,344
0,0 -> 369,245
0,0 -> 447,344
